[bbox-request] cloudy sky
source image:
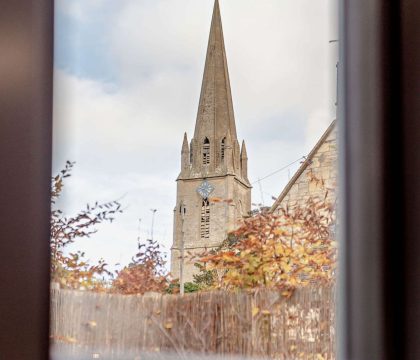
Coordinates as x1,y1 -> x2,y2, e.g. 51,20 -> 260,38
53,0 -> 338,271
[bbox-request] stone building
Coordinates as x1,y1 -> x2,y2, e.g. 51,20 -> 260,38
270,121 -> 337,214
170,0 -> 252,281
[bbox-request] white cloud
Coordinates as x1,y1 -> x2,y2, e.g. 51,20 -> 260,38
56,0 -> 110,22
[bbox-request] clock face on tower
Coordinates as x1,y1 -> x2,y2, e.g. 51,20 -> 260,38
196,180 -> 215,199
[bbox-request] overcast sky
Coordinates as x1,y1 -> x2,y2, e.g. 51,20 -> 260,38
53,0 -> 338,271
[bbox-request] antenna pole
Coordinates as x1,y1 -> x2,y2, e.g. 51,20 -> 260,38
329,39 -> 339,117
150,209 -> 157,240
258,178 -> 265,207
179,203 -> 186,295
137,218 -> 142,242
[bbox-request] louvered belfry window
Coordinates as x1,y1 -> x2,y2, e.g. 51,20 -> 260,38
221,137 -> 226,162
203,138 -> 210,165
200,199 -> 210,239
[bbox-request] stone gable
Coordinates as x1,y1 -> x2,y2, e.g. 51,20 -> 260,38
271,121 -> 337,214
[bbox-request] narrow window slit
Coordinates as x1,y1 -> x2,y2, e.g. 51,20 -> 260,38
203,138 -> 210,165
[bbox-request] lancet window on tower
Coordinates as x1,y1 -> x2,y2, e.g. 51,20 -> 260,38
179,204 -> 186,215
221,137 -> 226,163
200,199 -> 210,239
203,138 -> 210,165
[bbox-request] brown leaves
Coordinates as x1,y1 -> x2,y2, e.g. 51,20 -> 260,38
111,239 -> 170,295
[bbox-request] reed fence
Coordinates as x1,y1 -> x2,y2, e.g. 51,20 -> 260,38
50,286 -> 335,359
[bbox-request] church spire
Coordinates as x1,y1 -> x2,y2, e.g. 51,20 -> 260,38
181,132 -> 189,154
180,132 -> 190,175
193,0 -> 237,141
171,1 -> 252,282
241,140 -> 249,181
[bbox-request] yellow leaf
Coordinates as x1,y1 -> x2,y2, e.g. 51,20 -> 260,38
281,262 -> 292,273
275,244 -> 284,255
87,320 -> 97,328
261,310 -> 271,315
316,355 -> 325,360
252,307 -> 260,317
282,290 -> 293,298
164,322 -> 173,329
65,336 -> 77,344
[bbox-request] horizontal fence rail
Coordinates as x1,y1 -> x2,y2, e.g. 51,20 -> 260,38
50,286 -> 335,359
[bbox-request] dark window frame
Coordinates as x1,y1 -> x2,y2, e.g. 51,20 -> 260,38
0,1 -> 53,358
0,0 -> 418,358
339,0 -> 420,359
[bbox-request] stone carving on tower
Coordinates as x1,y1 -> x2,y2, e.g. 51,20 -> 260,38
171,0 -> 252,281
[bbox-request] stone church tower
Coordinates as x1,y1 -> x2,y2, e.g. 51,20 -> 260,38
171,0 -> 251,281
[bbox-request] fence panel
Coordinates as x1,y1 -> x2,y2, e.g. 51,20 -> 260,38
50,286 -> 335,359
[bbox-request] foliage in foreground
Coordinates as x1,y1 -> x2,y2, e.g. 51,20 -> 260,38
192,196 -> 337,294
112,239 -> 171,295
51,162 -> 337,296
51,161 -> 122,291
51,162 -> 172,294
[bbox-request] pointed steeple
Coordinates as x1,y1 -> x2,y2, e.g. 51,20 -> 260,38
193,0 -> 237,142
171,2 -> 252,282
181,132 -> 189,153
240,140 -> 249,182
180,132 -> 190,174
240,140 -> 248,160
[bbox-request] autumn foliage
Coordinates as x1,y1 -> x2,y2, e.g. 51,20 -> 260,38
112,239 -> 170,295
193,196 -> 337,294
50,161 -> 122,291
51,162 -> 337,297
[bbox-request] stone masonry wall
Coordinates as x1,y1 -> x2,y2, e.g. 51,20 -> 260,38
273,126 -> 337,214
171,176 -> 251,282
